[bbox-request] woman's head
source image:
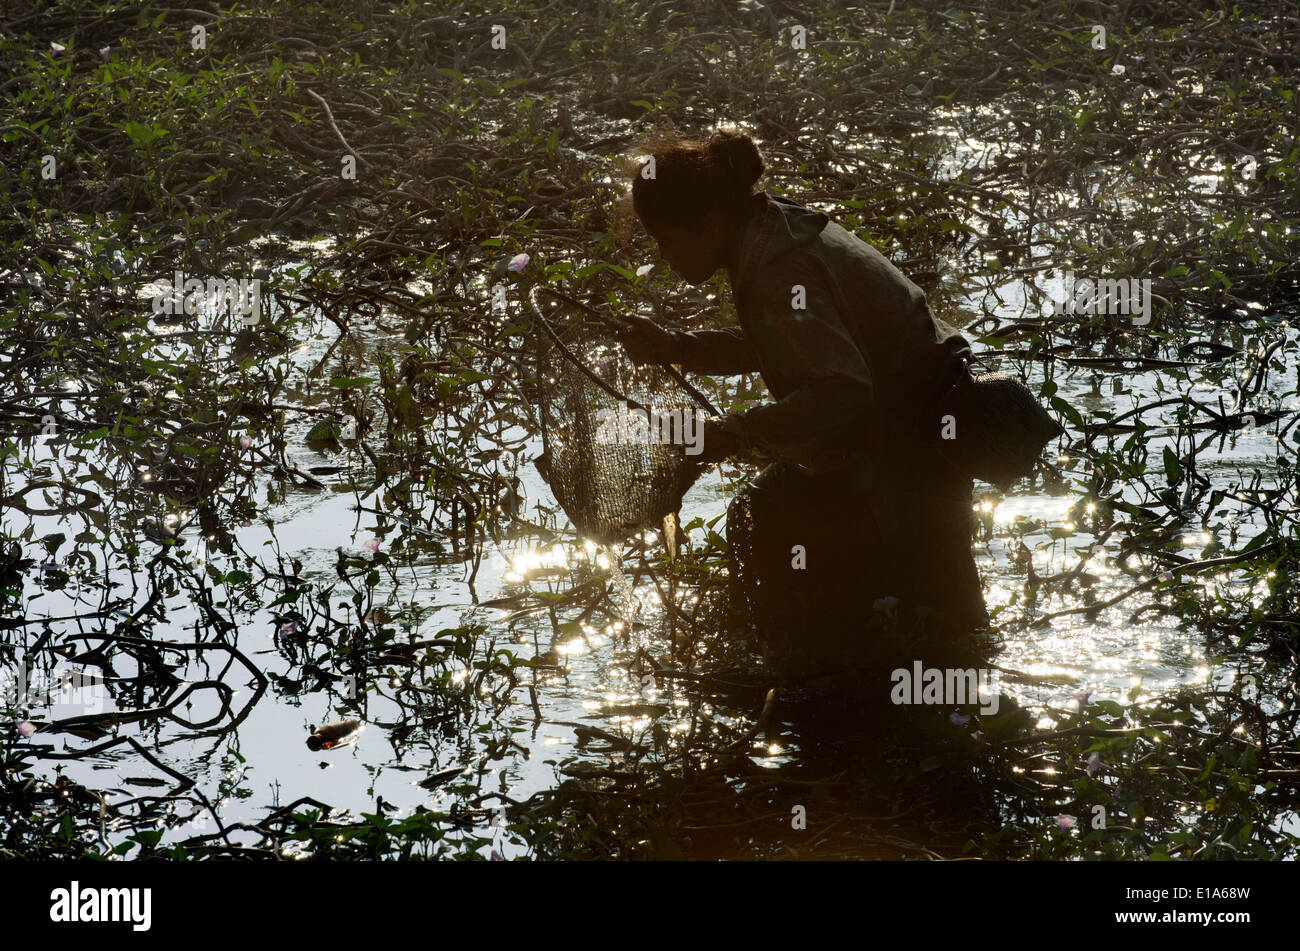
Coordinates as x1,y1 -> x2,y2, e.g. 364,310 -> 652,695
627,130 -> 766,284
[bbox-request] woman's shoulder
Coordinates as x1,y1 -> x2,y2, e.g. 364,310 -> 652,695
765,193 -> 829,229
744,194 -> 829,265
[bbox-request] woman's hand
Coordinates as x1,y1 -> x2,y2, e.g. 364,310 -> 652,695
616,315 -> 681,366
692,415 -> 747,464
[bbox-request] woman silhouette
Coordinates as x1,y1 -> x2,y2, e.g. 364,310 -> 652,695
619,129 -> 988,671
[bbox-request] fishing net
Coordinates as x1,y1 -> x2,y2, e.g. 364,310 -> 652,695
527,288 -> 718,546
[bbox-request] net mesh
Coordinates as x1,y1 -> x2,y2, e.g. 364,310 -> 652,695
529,294 -> 712,546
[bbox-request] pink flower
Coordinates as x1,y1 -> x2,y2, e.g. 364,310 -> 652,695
507,253 -> 529,272
1111,64 -> 1125,75
363,538 -> 379,553
51,42 -> 65,54
99,46 -> 110,61
1056,814 -> 1076,831
16,721 -> 36,738
1086,751 -> 1105,777
279,621 -> 298,636
635,264 -> 653,277
489,849 -> 504,861
1158,571 -> 1173,582
238,435 -> 252,450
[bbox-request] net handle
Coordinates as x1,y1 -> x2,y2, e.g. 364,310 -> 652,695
528,286 -> 650,412
530,285 -> 721,417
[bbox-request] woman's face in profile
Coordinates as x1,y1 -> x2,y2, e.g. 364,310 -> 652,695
643,214 -> 727,285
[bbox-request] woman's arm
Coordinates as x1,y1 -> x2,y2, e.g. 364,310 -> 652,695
729,254 -> 875,458
669,326 -> 762,375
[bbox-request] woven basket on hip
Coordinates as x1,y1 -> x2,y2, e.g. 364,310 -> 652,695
932,369 -> 1064,490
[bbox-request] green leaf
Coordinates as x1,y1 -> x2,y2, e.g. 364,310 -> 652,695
1050,396 -> 1084,429
1233,530 -> 1274,556
307,420 -> 338,441
1162,447 -> 1182,484
329,376 -> 374,389
124,121 -> 167,148
133,829 -> 164,847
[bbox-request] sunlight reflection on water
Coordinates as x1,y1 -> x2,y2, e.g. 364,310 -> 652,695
10,174 -> 1297,857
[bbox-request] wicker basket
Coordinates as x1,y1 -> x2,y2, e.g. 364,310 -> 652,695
933,370 -> 1064,490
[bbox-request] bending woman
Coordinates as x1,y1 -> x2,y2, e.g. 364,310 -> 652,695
619,130 -> 988,669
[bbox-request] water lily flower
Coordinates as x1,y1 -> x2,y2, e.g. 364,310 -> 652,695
949,711 -> 971,726
51,42 -> 65,54
363,538 -> 380,553
16,721 -> 36,738
507,253 -> 529,272
1056,814 -> 1076,831
635,264 -> 653,277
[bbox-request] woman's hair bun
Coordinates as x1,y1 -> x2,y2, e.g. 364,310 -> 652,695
626,126 -> 766,227
708,130 -> 765,191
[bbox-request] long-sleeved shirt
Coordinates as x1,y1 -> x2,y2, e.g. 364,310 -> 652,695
670,193 -> 971,475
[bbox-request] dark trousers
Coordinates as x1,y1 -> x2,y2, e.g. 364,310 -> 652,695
727,456 -> 987,672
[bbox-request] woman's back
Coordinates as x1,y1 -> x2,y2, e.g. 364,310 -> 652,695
731,194 -> 971,469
